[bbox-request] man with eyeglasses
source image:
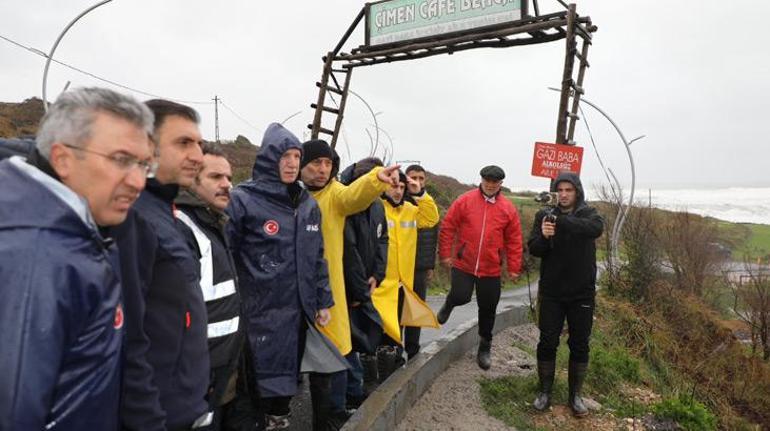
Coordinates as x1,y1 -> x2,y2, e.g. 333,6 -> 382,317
114,99 -> 213,430
0,87 -> 154,430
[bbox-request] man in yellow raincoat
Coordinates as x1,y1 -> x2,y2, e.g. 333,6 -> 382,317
373,171 -> 440,354
299,140 -> 400,356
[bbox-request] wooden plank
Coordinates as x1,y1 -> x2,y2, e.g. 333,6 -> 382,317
342,31 -> 566,68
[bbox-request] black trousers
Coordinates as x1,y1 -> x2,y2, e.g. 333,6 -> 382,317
404,268 -> 429,358
536,296 -> 594,363
446,268 -> 501,341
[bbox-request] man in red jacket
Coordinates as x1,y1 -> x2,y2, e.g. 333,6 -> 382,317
437,165 -> 523,370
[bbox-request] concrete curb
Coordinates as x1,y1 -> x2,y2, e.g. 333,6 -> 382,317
341,303 -> 530,431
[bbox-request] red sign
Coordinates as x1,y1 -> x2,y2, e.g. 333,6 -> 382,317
531,142 -> 584,179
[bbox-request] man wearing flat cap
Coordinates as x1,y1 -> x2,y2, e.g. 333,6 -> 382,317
437,165 -> 523,370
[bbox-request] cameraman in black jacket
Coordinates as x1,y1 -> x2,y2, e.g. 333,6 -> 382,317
527,172 -> 603,418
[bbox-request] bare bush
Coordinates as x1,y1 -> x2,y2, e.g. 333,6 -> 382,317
621,205 -> 662,300
660,211 -> 724,295
729,261 -> 770,360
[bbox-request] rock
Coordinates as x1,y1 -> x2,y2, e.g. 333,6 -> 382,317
583,397 -> 603,411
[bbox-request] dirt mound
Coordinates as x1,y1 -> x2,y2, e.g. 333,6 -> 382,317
0,98 -> 44,138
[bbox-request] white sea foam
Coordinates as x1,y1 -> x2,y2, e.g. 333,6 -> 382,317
587,187 -> 770,225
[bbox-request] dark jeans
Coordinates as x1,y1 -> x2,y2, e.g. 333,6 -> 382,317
536,296 -> 595,363
446,268 -> 501,341
329,352 -> 363,412
404,269 -> 429,358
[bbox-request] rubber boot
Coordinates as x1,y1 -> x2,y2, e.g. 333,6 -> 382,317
436,300 -> 454,324
376,346 -> 397,383
532,360 -> 555,411
568,361 -> 589,418
360,353 -> 379,395
477,338 -> 492,370
309,373 -> 333,430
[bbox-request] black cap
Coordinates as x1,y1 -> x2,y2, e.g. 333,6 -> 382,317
480,165 -> 505,181
301,139 -> 333,168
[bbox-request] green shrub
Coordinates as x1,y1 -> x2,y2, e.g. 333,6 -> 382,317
652,395 -> 717,431
587,344 -> 641,393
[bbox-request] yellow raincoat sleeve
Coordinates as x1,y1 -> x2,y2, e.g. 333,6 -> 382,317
333,167 -> 391,216
413,192 -> 439,229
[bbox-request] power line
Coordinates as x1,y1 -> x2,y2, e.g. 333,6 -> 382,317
0,33 -> 213,105
218,99 -> 262,134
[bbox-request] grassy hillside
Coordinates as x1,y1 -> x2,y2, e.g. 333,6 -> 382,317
480,288 -> 770,430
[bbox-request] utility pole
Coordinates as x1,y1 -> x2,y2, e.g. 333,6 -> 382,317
213,95 -> 220,143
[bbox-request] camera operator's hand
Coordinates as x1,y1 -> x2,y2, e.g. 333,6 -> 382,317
541,218 -> 556,238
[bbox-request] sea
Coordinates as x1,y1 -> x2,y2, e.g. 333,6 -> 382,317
586,187 -> 770,226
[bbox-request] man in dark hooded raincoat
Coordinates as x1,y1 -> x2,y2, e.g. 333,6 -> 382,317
226,123 -> 345,431
528,172 -> 603,418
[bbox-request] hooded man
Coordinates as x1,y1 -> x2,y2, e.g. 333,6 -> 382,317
227,124 -> 343,431
528,172 -> 603,417
374,169 -> 440,376
437,165 -> 523,370
0,87 -> 154,430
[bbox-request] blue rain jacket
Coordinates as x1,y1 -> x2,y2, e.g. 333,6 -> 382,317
226,123 -> 332,397
0,157 -> 123,430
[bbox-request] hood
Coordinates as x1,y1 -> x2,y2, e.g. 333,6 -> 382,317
0,158 -> 94,237
551,171 -> 586,208
251,123 -> 302,185
339,163 -> 355,186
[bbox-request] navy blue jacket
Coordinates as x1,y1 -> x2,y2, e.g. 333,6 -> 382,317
114,180 -> 210,430
226,123 -> 332,398
0,157 -> 123,431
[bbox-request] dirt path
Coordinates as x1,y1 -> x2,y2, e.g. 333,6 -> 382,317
396,325 -> 537,431
396,324 -> 646,431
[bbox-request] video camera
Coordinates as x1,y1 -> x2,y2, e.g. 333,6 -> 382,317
534,191 -> 559,223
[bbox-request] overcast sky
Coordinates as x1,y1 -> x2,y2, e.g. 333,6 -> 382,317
2,0 -> 769,191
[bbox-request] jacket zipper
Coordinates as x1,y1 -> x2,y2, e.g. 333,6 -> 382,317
474,203 -> 488,276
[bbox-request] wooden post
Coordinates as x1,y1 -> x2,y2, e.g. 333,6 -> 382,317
555,3 -> 577,145
310,53 -> 335,140
566,37 -> 590,142
330,68 -> 353,149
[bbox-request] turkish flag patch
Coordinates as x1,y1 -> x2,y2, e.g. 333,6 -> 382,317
263,220 -> 280,236
114,304 -> 124,329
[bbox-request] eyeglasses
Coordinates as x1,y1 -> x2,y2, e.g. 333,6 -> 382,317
63,144 -> 157,177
